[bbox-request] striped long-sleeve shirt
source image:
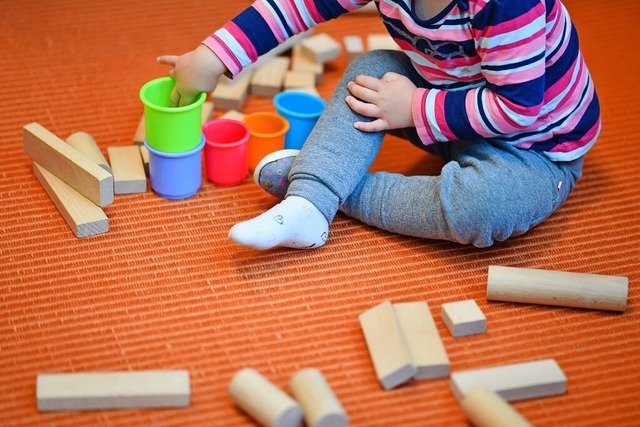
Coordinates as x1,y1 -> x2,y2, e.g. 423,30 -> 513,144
203,0 -> 600,161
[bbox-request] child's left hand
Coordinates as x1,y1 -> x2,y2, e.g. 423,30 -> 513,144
346,72 -> 416,132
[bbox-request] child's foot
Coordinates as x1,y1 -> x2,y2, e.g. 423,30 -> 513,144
253,149 -> 299,199
228,196 -> 329,250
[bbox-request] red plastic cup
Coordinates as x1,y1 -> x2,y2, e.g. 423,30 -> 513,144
203,119 -> 250,186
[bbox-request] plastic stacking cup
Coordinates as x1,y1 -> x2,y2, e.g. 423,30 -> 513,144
203,119 -> 250,186
144,136 -> 205,200
242,112 -> 289,172
274,91 -> 325,150
139,76 -> 206,153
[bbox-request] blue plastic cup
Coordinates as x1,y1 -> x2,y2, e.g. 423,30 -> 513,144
144,136 -> 205,200
273,91 -> 326,150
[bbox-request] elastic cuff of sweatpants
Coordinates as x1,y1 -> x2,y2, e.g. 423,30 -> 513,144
287,175 -> 340,223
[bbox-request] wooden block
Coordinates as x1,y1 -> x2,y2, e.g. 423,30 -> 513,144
133,101 -> 214,145
23,122 -> 114,207
359,300 -> 416,389
460,387 -> 533,427
291,45 -> 324,84
213,73 -> 252,111
229,368 -> 302,427
107,146 -> 147,194
289,368 -> 348,427
250,56 -> 290,97
487,265 -> 628,312
36,370 -> 190,411
394,301 -> 450,379
283,70 -> 316,90
219,110 -> 246,121
343,35 -> 364,65
300,33 -> 342,63
33,163 -> 108,238
367,34 -> 401,51
440,299 -> 486,337
139,144 -> 150,176
450,359 -> 567,402
285,86 -> 321,98
66,132 -> 111,174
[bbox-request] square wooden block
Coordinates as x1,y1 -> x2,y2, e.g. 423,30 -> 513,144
440,299 -> 486,337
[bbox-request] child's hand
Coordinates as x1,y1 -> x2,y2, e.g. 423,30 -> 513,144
157,45 -> 227,107
346,72 -> 416,132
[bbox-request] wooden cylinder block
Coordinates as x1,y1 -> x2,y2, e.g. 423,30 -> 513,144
229,368 -> 302,427
289,368 -> 348,427
460,387 -> 532,427
487,265 -> 628,312
66,131 -> 112,174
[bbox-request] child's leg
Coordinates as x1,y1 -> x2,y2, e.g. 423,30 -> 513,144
229,51 -> 424,249
341,139 -> 584,247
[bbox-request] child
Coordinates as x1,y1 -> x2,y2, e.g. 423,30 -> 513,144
158,0 -> 600,249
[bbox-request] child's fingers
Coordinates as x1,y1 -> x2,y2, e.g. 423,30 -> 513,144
345,95 -> 381,118
353,74 -> 383,91
354,118 -> 387,133
157,55 -> 178,66
347,81 -> 378,103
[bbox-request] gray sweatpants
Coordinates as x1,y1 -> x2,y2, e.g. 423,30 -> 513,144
286,50 -> 584,247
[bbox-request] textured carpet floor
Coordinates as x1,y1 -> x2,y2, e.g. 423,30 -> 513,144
1,1 -> 638,426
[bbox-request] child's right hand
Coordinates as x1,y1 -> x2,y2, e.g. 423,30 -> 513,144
157,45 -> 227,107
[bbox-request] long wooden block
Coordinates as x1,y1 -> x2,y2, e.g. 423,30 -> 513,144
229,368 -> 302,427
36,370 -> 190,411
213,73 -> 252,111
441,299 -> 486,337
460,387 -> 533,427
251,56 -> 290,97
24,122 -> 114,207
450,359 -> 567,402
66,132 -> 112,174
394,301 -> 450,379
359,300 -> 416,390
33,163 -> 108,238
289,368 -> 348,427
487,265 -> 628,312
107,146 -> 147,194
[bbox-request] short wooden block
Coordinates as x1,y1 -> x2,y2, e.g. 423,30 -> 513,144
343,35 -> 364,65
289,368 -> 348,427
218,110 -> 246,121
23,122 -> 114,207
394,301 -> 450,379
359,300 -> 416,390
36,370 -> 190,411
283,70 -> 316,90
33,163 -> 108,238
291,45 -> 324,84
300,33 -> 341,63
487,265 -> 628,312
66,132 -> 111,174
107,146 -> 147,194
440,299 -> 486,337
451,359 -> 567,402
213,73 -> 252,110
460,387 -> 533,427
251,56 -> 290,97
229,368 -> 302,427
367,34 -> 401,51
133,101 -> 214,145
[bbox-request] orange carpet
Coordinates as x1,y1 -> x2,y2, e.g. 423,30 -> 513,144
1,1 -> 638,426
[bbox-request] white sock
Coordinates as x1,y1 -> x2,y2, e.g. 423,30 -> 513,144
228,196 -> 329,250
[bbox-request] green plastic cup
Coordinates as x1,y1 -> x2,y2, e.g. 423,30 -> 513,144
139,76 -> 206,153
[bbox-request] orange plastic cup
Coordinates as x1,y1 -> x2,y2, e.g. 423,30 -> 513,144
242,112 -> 289,172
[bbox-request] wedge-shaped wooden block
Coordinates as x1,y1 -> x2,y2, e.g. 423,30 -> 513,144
251,56 -> 290,97
487,265 -> 628,312
213,73 -> 252,111
359,300 -> 416,389
451,359 -> 567,402
300,33 -> 341,63
33,163 -> 108,238
24,122 -> 114,207
394,301 -> 450,379
441,299 -> 486,337
107,146 -> 147,194
36,370 -> 190,411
